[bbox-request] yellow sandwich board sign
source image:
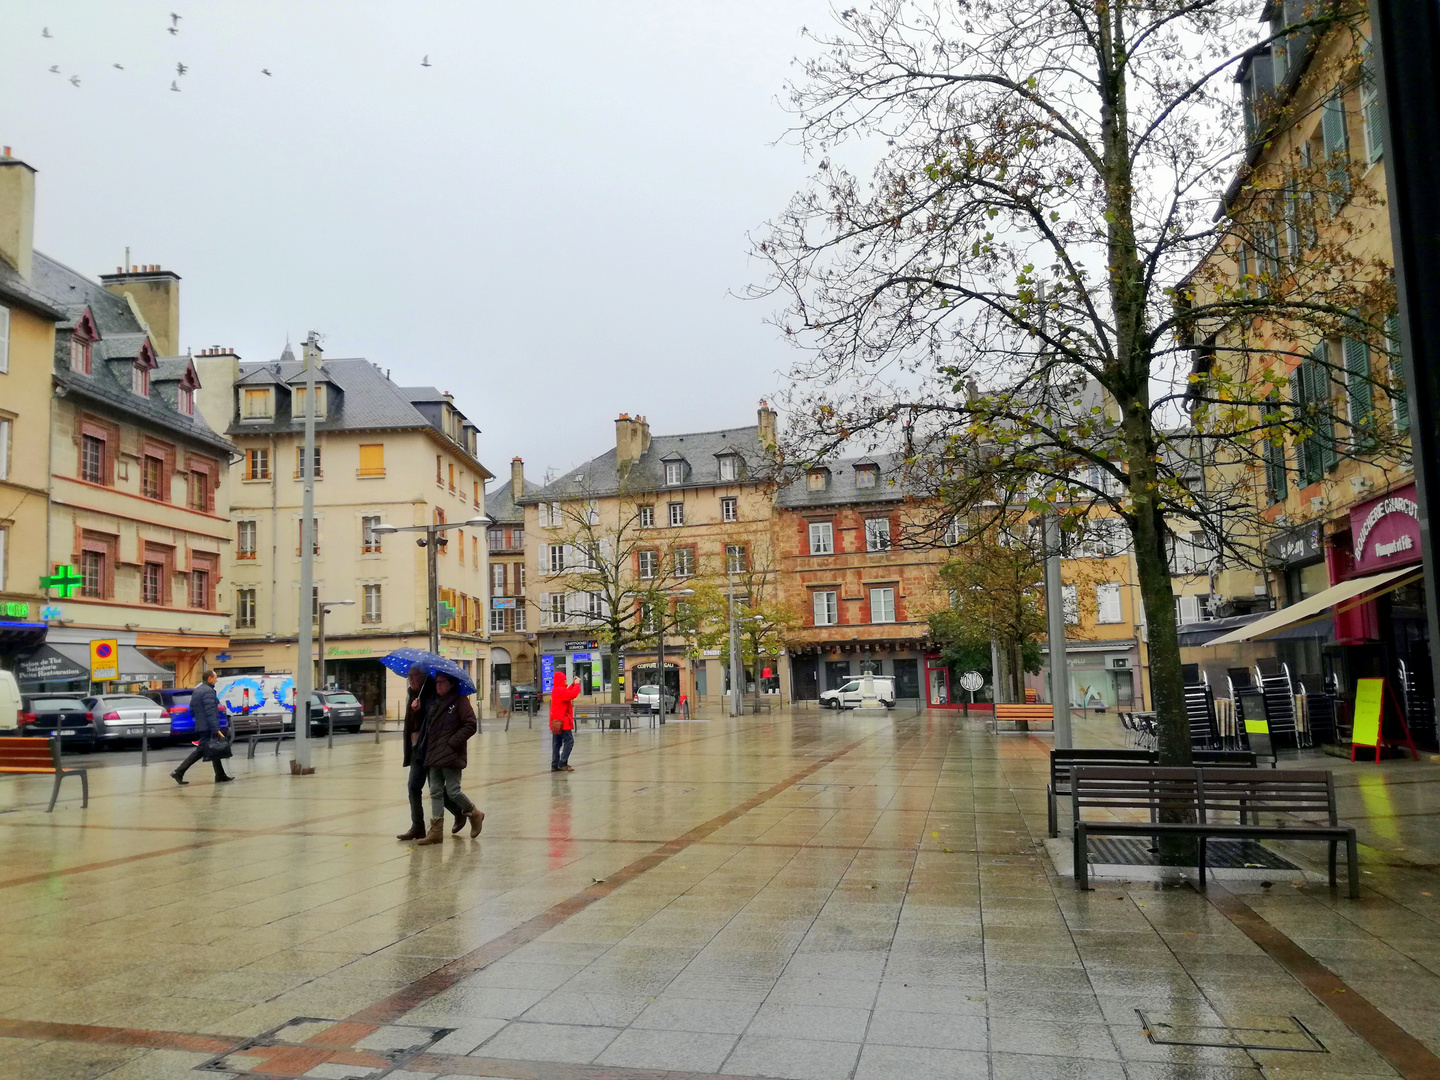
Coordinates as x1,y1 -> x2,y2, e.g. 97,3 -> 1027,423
90,639 -> 119,682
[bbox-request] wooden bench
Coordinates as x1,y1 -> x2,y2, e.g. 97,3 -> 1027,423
1193,749 -> 1259,769
1071,766 -> 1358,898
740,700 -> 773,714
0,736 -> 88,812
1047,748 -> 1156,837
993,703 -> 1054,732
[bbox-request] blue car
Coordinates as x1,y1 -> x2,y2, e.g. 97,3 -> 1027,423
143,688 -> 229,741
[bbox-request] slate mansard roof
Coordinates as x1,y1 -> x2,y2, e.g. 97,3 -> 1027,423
484,480 -> 524,525
29,253 -> 233,455
518,424 -> 773,504
230,358 -> 492,477
774,451 -> 916,510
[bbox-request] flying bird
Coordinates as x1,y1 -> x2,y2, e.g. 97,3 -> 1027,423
170,80 -> 180,92
48,65 -> 60,74
261,68 -> 272,76
113,63 -> 124,70
168,26 -> 179,35
176,62 -> 187,76
69,75 -> 80,87
421,55 -> 432,67
170,12 -> 181,25
42,27 -> 52,38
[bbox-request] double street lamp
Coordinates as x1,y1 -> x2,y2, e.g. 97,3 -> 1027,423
370,515 -> 493,652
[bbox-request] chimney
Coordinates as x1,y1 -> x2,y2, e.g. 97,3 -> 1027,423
757,399 -> 777,448
0,153 -> 36,280
100,264 -> 181,355
191,347 -> 241,435
615,413 -> 651,465
511,456 -> 525,498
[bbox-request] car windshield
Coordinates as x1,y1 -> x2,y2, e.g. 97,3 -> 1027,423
28,698 -> 84,710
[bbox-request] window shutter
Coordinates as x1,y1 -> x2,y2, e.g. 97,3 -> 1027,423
1361,41 -> 1384,163
1383,313 -> 1408,432
1284,180 -> 1301,257
1061,584 -> 1078,625
358,443 -> 384,475
1290,365 -> 1315,485
1321,91 -> 1351,212
1342,331 -> 1373,443
1096,584 -> 1122,624
1313,349 -> 1339,471
539,592 -> 551,626
0,305 -> 9,374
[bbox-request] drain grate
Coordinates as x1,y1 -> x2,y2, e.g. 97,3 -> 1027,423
1089,837 -> 1297,870
1138,1011 -> 1326,1052
195,1016 -> 454,1077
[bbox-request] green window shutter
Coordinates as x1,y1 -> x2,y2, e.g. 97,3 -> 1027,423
1387,312 -> 1408,431
1361,41 -> 1384,164
1285,180 -> 1301,257
1311,348 -> 1339,472
1291,365 -> 1316,486
1343,332 -> 1373,446
1321,91 -> 1351,213
1262,395 -> 1288,504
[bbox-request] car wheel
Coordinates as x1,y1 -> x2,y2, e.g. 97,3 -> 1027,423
883,702 -> 895,710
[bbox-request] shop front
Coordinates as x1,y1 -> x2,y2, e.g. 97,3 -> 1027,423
538,638 -> 613,698
1031,640 -> 1141,710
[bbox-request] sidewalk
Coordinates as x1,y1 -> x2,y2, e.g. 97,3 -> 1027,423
0,706 -> 1435,1079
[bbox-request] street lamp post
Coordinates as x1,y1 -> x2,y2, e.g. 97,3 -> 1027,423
728,559 -> 742,717
370,515 -> 493,654
653,587 -> 694,722
316,598 -> 353,749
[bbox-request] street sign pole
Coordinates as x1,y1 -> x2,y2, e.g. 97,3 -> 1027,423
294,332 -> 322,773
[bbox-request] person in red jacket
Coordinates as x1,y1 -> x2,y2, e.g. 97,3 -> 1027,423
549,670 -> 582,772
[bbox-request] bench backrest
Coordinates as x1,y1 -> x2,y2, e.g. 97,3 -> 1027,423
995,704 -> 1053,717
1050,749 -> 1156,789
1192,749 -> 1257,768
1071,766 -> 1200,818
1199,768 -> 1337,825
0,736 -> 59,769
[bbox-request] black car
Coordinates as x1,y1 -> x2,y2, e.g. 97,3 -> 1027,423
308,690 -> 365,734
510,684 -> 542,715
19,695 -> 97,752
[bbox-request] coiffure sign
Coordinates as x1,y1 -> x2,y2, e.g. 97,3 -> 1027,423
1351,482 -> 1421,574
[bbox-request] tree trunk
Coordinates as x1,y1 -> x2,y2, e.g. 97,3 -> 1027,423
609,643 -> 622,704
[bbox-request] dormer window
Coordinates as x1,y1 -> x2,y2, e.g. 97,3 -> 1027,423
807,469 -> 829,491
718,454 -> 739,482
178,386 -> 195,415
664,460 -> 685,485
132,363 -> 150,397
292,384 -> 327,418
854,464 -> 878,488
242,387 -> 274,420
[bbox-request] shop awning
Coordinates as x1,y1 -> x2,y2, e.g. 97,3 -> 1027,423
16,643 -> 173,684
1205,566 -> 1422,646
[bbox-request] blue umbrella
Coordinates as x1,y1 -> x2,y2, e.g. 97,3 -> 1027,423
380,648 -> 476,695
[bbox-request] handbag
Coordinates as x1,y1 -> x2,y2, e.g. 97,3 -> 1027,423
201,732 -> 233,761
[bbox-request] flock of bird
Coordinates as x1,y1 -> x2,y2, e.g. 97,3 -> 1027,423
40,13 -> 433,90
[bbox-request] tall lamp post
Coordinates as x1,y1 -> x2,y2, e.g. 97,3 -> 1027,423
370,514 -> 492,653
316,598 -> 353,749
651,587 -> 694,721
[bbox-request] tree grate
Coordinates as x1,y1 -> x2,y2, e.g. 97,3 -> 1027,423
1139,1010 -> 1327,1052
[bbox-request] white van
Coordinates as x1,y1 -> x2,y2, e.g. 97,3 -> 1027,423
0,670 -> 21,732
820,675 -> 896,710
214,674 -> 296,735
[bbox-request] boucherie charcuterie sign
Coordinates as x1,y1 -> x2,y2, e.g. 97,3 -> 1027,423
1351,482 -> 1421,573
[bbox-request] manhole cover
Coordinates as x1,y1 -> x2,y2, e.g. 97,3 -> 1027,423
1138,1011 -> 1325,1052
1089,837 -> 1297,870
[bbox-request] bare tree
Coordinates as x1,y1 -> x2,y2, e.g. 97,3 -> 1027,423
754,0 -> 1397,764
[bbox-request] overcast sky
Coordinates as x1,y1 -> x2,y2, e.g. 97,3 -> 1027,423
2,0 -> 833,483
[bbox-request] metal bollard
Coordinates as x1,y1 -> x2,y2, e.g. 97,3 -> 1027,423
141,723 -> 148,767
327,706 -> 334,750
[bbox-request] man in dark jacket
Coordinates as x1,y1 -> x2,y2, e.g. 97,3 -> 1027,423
171,670 -> 232,785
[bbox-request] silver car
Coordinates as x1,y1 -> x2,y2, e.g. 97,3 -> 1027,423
83,693 -> 170,744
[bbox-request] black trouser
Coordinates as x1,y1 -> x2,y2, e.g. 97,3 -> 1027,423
174,745 -> 228,780
408,758 -> 464,832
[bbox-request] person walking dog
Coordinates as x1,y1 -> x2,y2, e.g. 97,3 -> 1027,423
415,672 -> 484,845
171,670 -> 232,785
398,666 -> 467,840
549,670 -> 582,772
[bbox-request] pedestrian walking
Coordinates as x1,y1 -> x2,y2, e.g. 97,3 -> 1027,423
397,666 -> 468,840
549,670 -> 582,772
170,670 -> 233,785
416,672 -> 483,845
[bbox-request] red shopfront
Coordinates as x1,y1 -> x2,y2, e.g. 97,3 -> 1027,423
1327,482 -> 1435,748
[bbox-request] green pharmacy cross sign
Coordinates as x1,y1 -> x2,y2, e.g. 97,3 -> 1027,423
41,564 -> 83,598
436,601 -> 455,628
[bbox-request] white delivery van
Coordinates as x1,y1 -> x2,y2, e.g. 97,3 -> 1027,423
214,674 -> 296,735
0,670 -> 22,732
820,675 -> 896,710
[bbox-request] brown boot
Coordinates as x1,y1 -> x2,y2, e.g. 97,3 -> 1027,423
468,808 -> 485,837
415,817 -> 444,846
396,824 -> 424,841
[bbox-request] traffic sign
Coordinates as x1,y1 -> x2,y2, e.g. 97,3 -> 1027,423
90,639 -> 119,681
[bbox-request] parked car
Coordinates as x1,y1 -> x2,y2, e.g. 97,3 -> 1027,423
18,695 -> 96,751
820,676 -> 896,710
510,684 -> 541,716
632,684 -> 678,713
81,693 -> 171,745
0,670 -> 21,733
308,690 -> 364,734
142,687 -> 229,740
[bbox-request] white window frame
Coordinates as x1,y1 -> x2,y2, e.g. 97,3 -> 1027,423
809,521 -> 834,555
490,607 -> 507,633
236,519 -> 257,560
665,461 -> 684,485
718,455 -> 738,481
865,517 -> 891,552
492,563 -> 506,594
813,590 -> 838,626
1096,583 -> 1123,625
725,544 -> 746,573
638,505 -> 654,528
586,591 -> 604,617
721,496 -> 738,523
668,501 -> 684,527
361,515 -> 382,554
674,547 -> 694,577
638,550 -> 658,579
547,543 -> 565,574
363,583 -> 382,623
0,305 -> 9,373
869,587 -> 895,623
236,587 -> 256,628
854,466 -> 877,488
512,604 -> 527,632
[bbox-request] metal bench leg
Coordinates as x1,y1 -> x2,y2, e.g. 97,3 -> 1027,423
79,770 -> 88,808
1345,831 -> 1359,899
275,736 -> 283,755
247,737 -> 258,760
1328,839 -> 1338,890
1197,837 -> 1207,891
47,773 -> 61,813
1046,785 -> 1058,838
1074,825 -> 1090,889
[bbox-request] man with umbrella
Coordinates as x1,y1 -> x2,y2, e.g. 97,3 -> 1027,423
385,650 -> 484,843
